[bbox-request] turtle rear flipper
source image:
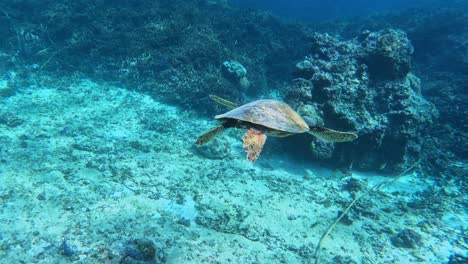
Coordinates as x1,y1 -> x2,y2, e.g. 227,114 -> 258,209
308,125 -> 358,142
243,128 -> 267,162
196,124 -> 226,145
209,95 -> 239,109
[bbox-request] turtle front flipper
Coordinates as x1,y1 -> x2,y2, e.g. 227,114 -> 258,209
196,124 -> 226,145
242,128 -> 267,162
308,125 -> 358,142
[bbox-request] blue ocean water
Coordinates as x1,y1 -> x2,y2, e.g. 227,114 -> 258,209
231,0 -> 468,21
0,0 -> 466,263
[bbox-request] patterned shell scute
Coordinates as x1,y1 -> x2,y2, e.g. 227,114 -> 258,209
215,99 -> 309,133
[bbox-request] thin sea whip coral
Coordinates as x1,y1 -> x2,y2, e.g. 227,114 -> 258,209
314,161 -> 420,264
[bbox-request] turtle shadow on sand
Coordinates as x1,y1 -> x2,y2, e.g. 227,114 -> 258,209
196,95 -> 358,163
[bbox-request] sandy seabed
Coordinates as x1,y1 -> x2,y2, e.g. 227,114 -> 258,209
0,79 -> 465,263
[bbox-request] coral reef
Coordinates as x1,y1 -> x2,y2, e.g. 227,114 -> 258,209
286,30 -> 436,172
358,29 -> 414,80
222,60 -> 250,91
310,8 -> 467,178
0,0 -> 308,112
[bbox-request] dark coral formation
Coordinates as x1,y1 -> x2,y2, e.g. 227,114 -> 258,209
122,239 -> 164,263
286,30 -> 436,172
311,8 -> 467,177
358,29 -> 414,80
391,229 -> 422,249
0,0 -> 308,112
449,254 -> 468,264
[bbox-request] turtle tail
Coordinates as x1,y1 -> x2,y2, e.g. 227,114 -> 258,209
308,125 -> 358,142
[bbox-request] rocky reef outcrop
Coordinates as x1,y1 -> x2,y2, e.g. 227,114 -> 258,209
310,9 -> 467,177
286,30 -> 437,173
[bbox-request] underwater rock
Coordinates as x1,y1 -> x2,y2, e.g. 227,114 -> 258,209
303,9 -> 467,175
223,60 -> 247,80
286,31 -> 436,173
193,138 -> 231,159
176,217 -> 191,227
294,57 -> 316,79
129,140 -> 151,153
284,78 -> 313,103
343,178 -> 362,193
58,240 -> 78,258
195,203 -> 247,235
0,80 -> 15,97
391,229 -> 422,249
239,222 -> 263,241
222,60 -> 250,90
359,29 -> 414,80
337,210 -> 354,226
332,255 -> 358,264
449,254 -> 468,264
309,140 -> 334,160
0,113 -> 24,128
122,239 -> 162,263
297,244 -> 314,259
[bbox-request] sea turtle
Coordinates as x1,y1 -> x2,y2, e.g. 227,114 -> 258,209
196,95 -> 358,162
